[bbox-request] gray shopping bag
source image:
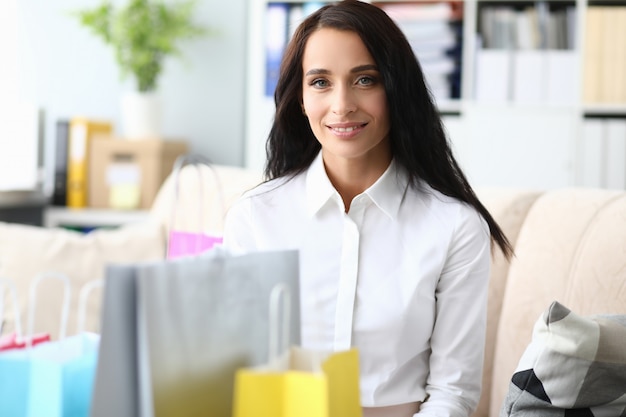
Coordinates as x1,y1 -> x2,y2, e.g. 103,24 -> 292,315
90,248 -> 300,417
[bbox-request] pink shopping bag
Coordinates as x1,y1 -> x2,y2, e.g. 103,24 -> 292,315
166,154 -> 225,259
166,231 -> 223,259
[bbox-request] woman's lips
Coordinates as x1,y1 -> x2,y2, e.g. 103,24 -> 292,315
327,123 -> 367,137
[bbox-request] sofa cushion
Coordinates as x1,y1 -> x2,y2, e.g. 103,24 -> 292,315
0,220 -> 165,340
500,301 -> 626,416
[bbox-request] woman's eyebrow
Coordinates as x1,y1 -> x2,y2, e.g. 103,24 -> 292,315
305,68 -> 329,76
351,64 -> 378,73
305,64 -> 378,77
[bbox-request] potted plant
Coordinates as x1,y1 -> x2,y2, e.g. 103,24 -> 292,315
74,0 -> 208,140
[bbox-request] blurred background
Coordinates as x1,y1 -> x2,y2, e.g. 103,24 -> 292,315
0,0 -> 247,174
1,0 -> 625,227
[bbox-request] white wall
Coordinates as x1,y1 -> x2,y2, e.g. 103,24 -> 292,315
12,0 -> 248,195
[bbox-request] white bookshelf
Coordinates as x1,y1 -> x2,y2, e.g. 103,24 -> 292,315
245,0 -> 626,190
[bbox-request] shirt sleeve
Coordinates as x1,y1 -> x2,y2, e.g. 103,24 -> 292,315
417,205 -> 491,417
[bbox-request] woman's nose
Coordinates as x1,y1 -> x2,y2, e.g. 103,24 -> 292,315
331,86 -> 357,115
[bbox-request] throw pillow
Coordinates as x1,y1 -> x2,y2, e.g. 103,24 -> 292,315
500,301 -> 626,417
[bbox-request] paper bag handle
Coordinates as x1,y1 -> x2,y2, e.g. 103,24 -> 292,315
0,277 -> 23,337
27,271 -> 71,345
268,283 -> 291,362
167,153 -> 226,254
76,279 -> 104,334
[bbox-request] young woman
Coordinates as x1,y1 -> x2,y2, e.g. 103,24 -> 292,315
224,1 -> 512,416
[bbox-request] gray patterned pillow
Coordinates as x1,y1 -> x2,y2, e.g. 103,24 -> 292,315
500,301 -> 626,417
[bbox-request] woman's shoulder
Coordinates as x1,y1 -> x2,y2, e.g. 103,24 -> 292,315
415,182 -> 487,229
415,181 -> 464,208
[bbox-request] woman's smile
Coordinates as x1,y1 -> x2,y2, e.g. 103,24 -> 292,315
327,122 -> 367,136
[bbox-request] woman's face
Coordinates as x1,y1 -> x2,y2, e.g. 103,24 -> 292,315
301,28 -> 390,167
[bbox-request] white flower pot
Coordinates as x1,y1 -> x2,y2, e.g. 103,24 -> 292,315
120,91 -> 162,140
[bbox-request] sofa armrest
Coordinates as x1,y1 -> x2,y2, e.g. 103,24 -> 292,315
472,187 -> 543,417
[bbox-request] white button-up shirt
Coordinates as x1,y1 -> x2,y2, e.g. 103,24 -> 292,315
223,153 -> 491,417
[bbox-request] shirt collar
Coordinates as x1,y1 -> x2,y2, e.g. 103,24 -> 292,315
365,158 -> 409,220
305,152 -> 339,217
305,152 -> 409,219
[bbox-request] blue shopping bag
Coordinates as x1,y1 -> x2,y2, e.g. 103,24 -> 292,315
0,332 -> 100,417
0,274 -> 101,417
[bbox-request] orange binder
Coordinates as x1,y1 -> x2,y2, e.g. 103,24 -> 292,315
66,118 -> 112,208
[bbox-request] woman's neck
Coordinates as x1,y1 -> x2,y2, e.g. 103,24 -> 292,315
322,152 -> 392,212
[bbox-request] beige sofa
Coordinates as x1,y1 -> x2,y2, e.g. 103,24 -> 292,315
473,187 -> 626,416
0,164 -> 624,416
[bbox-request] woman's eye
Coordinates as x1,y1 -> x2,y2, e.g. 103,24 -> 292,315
357,76 -> 375,86
311,79 -> 329,88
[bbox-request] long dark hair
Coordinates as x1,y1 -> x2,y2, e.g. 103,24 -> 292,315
265,0 -> 512,258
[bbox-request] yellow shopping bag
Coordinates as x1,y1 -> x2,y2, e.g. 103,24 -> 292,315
233,346 -> 362,417
233,283 -> 362,417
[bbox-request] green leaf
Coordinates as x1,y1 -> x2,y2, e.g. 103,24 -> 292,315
71,0 -> 209,92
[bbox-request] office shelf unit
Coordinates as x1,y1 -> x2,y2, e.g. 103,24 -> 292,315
245,0 -> 626,190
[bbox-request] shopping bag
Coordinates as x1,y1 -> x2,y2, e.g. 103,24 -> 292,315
234,347 -> 362,417
233,284 -> 362,417
0,273 -> 101,417
0,332 -> 100,417
90,247 -> 300,417
166,153 -> 225,259
0,331 -> 50,351
0,277 -> 50,351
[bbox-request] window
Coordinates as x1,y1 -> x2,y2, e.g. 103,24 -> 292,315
0,0 -> 43,192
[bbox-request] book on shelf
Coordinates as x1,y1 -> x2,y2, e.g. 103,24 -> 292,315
545,50 -> 577,104
512,50 -> 544,103
583,6 -> 603,103
578,118 -> 626,190
479,2 -> 575,51
584,5 -> 626,104
616,8 -> 626,103
509,49 -> 577,104
514,7 -> 539,50
579,118 -> 604,188
475,2 -> 577,105
474,49 -> 511,103
381,2 -> 460,22
380,1 -> 463,101
264,3 -> 289,97
600,8 -> 619,104
535,1 -> 550,50
66,117 -> 113,209
52,119 -> 69,206
605,119 -> 626,190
